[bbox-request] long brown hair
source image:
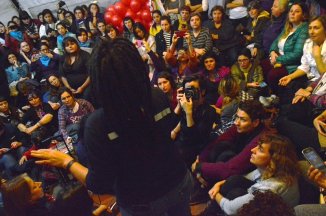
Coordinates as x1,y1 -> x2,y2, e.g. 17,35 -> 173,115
218,75 -> 239,109
259,133 -> 299,185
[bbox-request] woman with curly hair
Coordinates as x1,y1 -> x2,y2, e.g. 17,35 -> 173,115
207,133 -> 300,215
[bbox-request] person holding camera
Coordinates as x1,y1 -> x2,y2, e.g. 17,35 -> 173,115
165,30 -> 199,86
183,13 -> 212,58
173,75 -> 217,166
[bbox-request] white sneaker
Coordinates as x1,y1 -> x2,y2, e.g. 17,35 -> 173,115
259,95 -> 279,107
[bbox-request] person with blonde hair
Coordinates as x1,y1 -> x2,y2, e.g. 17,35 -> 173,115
279,15 -> 326,86
211,75 -> 240,137
267,2 -> 309,94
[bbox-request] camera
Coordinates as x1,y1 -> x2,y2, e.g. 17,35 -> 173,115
175,30 -> 186,38
184,87 -> 200,100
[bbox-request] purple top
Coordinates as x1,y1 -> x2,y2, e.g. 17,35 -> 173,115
199,125 -> 266,181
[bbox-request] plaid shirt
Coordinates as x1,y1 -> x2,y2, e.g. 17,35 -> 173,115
58,99 -> 94,140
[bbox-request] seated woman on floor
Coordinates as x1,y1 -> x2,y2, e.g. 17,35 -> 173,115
231,48 -> 265,98
207,5 -> 242,66
17,91 -> 57,138
0,96 -> 23,127
183,13 -> 212,58
57,88 -> 94,144
207,133 -> 300,215
0,173 -> 93,216
267,2 -> 309,95
5,52 -> 29,97
156,72 -> 179,110
278,15 -> 326,95
43,74 -> 64,111
165,33 -> 199,86
200,51 -> 230,105
211,75 -> 240,137
30,42 -> 60,82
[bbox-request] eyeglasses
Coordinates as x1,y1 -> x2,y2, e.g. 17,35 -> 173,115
238,58 -> 250,63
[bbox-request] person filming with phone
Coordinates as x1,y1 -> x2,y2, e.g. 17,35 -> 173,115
294,110 -> 326,216
295,152 -> 326,215
173,75 -> 216,166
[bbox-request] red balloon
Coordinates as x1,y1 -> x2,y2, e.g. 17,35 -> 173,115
130,0 -> 141,13
111,14 -> 123,27
134,17 -> 142,23
121,0 -> 131,6
141,9 -> 152,22
104,12 -> 115,24
114,2 -> 127,18
106,5 -> 115,13
119,22 -> 124,31
136,11 -> 142,18
125,9 -> 136,19
117,25 -> 123,33
145,22 -> 151,31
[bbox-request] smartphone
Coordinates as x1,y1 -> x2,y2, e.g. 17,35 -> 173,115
175,31 -> 186,38
302,147 -> 326,173
259,82 -> 267,88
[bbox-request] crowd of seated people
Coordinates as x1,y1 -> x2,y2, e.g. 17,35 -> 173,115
0,0 -> 325,215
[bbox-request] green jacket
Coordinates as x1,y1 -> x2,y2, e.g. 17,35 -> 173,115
269,22 -> 309,74
231,62 -> 264,90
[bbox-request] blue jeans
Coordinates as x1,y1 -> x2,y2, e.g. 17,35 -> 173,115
119,170 -> 194,216
0,146 -> 27,178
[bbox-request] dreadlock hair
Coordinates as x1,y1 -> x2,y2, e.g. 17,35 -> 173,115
89,38 -> 153,138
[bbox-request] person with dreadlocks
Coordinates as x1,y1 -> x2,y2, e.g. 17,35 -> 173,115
31,38 -> 193,216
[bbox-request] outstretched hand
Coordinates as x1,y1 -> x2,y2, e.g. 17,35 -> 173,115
31,149 -> 73,169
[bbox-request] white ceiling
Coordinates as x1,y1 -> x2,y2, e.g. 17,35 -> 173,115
0,0 -> 117,25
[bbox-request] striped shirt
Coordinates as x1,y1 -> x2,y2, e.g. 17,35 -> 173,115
183,27 -> 212,52
163,32 -> 172,51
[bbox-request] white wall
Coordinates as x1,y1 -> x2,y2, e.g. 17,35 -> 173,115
0,0 -> 118,23
18,0 -> 117,18
0,0 -> 19,25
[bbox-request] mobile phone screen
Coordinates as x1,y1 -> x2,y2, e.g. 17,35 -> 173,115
302,148 -> 326,173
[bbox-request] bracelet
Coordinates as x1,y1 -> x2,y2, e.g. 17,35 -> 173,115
65,159 -> 76,171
